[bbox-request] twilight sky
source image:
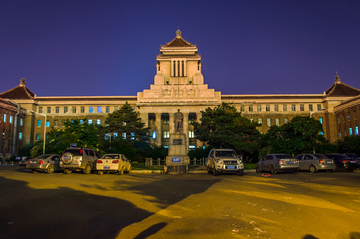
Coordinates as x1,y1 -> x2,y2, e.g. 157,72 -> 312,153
1,0 -> 359,97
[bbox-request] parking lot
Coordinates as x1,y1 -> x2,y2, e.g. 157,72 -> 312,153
1,165 -> 360,239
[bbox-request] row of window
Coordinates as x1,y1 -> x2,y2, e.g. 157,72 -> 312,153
240,104 -> 322,112
249,117 -> 323,128
338,110 -> 358,123
36,119 -> 103,127
38,106 -> 135,114
1,129 -> 23,140
1,114 -> 23,125
150,130 -> 195,139
338,126 -> 360,137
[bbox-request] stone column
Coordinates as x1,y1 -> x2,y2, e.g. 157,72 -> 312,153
183,112 -> 189,150
139,112 -> 148,128
155,113 -> 162,146
196,112 -> 203,148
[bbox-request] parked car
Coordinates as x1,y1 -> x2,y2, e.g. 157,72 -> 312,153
26,154 -> 61,173
344,153 -> 360,168
324,154 -> 357,172
59,148 -> 101,174
295,154 -> 336,173
95,154 -> 131,175
19,157 -> 31,166
206,148 -> 244,176
256,154 -> 299,174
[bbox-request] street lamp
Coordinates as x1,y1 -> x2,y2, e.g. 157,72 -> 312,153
30,110 -> 46,155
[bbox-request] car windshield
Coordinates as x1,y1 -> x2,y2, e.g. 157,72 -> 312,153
334,155 -> 349,159
35,155 -> 52,159
275,154 -> 293,159
314,154 -> 329,159
215,151 -> 237,157
102,155 -> 120,159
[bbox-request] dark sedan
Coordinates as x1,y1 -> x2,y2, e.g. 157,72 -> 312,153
344,154 -> 360,168
325,154 -> 357,172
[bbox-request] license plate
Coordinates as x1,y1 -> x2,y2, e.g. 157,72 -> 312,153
327,161 -> 332,164
287,161 -> 294,164
103,167 -> 110,169
31,161 -> 37,164
350,161 -> 355,163
227,166 -> 235,169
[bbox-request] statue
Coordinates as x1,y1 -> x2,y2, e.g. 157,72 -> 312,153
174,109 -> 183,132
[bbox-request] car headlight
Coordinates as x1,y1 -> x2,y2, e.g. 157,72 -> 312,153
216,159 -> 223,164
238,159 -> 242,164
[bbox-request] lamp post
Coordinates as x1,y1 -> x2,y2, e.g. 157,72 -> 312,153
30,110 -> 46,155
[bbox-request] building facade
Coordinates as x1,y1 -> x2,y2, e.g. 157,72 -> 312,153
334,95 -> 360,139
1,30 -> 359,157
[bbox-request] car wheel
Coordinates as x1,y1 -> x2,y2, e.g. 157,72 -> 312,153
256,165 -> 260,173
63,168 -> 72,174
118,168 -> 124,175
213,168 -> 219,176
98,171 -> 103,175
46,165 -> 55,174
207,167 -> 212,174
83,164 -> 92,174
270,166 -> 277,175
309,165 -> 317,173
237,170 -> 244,176
127,166 -> 131,173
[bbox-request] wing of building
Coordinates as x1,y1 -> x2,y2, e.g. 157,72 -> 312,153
1,30 -> 360,158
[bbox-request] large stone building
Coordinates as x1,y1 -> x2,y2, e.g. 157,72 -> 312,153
1,30 -> 360,157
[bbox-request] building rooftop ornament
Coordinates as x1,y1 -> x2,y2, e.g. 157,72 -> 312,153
20,78 -> 26,86
334,72 -> 341,83
176,29 -> 181,38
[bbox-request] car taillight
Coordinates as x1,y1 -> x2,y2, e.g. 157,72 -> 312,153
112,160 -> 119,163
319,159 -> 324,165
279,160 -> 285,164
342,160 -> 348,163
27,160 -> 31,164
80,149 -> 83,155
96,160 -> 102,163
39,160 -> 43,165
295,160 -> 299,164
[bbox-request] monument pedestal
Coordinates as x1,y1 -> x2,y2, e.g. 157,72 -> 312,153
165,133 -> 189,173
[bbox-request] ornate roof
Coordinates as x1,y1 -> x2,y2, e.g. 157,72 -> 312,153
325,74 -> 360,97
161,29 -> 196,48
0,78 -> 35,99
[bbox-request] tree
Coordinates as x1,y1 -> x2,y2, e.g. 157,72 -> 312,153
263,116 -> 325,156
192,103 -> 261,154
336,136 -> 360,155
105,102 -> 148,142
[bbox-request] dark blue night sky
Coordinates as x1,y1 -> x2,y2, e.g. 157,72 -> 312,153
1,0 -> 359,96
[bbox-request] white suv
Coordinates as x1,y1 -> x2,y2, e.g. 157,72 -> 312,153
207,149 -> 244,176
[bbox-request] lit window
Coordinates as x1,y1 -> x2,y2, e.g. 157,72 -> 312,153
97,119 -> 101,125
64,106 -> 68,113
19,132 -> 22,140
152,131 -> 156,139
257,105 -> 261,112
113,133 -> 118,138
47,107 -> 51,113
97,106 -> 101,113
20,119 -> 23,126
36,133 -> 40,141
276,118 -> 280,126
283,105 -> 287,111
274,105 -> 279,112
300,104 -> 304,111
347,113 -> 350,119
319,118 -> 323,124
258,118 -> 262,124
123,133 -> 126,139
266,105 -> 270,111
46,120 -> 50,127
131,132 -> 135,140
349,128 -> 352,136
309,104 -> 313,111
4,114 -> 7,122
320,131 -> 324,135
106,106 -> 110,113
189,131 -> 195,138
80,119 -> 84,124
163,131 -> 169,138
89,106 -> 93,113
291,104 -> 296,111
37,120 -> 41,127
39,107 -> 43,113
105,133 -> 109,140
267,118 -> 271,127
355,126 -> 359,135
10,116 -> 13,123
189,145 -> 196,149
88,119 -> 93,124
